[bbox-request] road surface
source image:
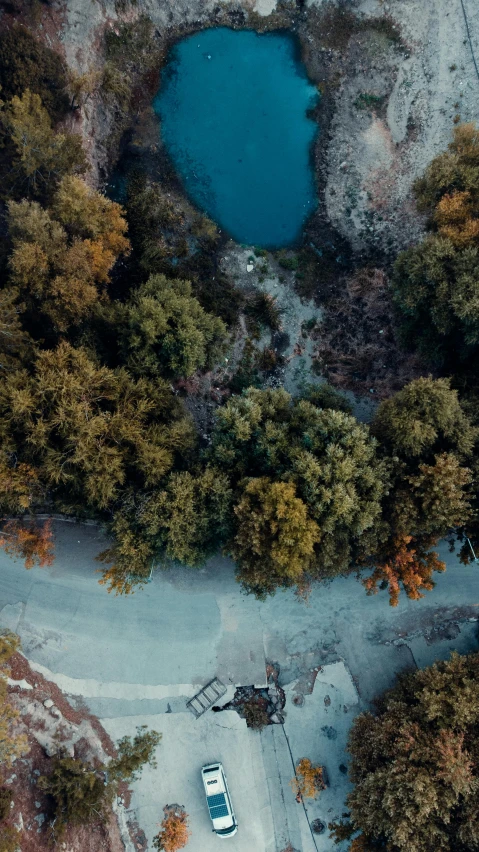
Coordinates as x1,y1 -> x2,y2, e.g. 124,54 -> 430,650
1,522 -> 478,851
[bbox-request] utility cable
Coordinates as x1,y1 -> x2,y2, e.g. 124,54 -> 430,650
279,722 -> 320,852
459,0 -> 479,82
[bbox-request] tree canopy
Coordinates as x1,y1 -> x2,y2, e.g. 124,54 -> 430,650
0,25 -> 69,122
331,652 -> 479,852
0,342 -> 194,512
1,90 -> 87,201
366,378 -> 475,605
392,124 -> 479,364
8,175 -> 129,331
209,387 -> 386,595
120,274 -> 226,379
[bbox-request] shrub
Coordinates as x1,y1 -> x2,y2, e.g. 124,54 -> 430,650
304,383 -> 353,414
291,758 -> 325,800
0,632 -> 28,767
277,253 -> 299,271
354,93 -> 384,111
244,292 -> 282,330
241,697 -> 270,730
38,753 -> 109,830
153,805 -> 190,852
38,726 -> 160,833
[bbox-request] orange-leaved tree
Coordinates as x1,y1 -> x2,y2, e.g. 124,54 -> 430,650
7,175 -> 129,331
290,758 -> 325,800
363,534 -> 445,607
0,454 -> 54,570
153,805 -> 190,851
0,519 -> 54,570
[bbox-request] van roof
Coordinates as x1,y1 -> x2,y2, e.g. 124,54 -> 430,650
202,764 -> 234,831
202,766 -> 226,794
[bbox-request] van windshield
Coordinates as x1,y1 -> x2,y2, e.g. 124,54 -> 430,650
216,823 -> 236,836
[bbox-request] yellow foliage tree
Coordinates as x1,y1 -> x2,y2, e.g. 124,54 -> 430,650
230,477 -> 321,598
8,176 -> 129,330
1,89 -> 87,198
434,190 -> 479,247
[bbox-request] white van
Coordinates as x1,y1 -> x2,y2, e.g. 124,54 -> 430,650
201,762 -> 238,838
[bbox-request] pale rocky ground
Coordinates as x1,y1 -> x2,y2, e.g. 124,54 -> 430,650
219,244 -> 320,396
322,0 -> 479,251
58,0 -> 479,252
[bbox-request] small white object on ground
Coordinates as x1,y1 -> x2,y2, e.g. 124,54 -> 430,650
246,263 -> 254,272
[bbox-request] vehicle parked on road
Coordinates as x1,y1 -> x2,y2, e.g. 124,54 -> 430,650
201,762 -> 238,838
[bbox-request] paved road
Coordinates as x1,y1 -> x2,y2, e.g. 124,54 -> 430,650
1,522 -> 478,850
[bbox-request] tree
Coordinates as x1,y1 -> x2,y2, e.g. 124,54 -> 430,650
372,377 -> 476,460
0,451 -> 52,571
153,806 -> 190,852
392,235 -> 479,361
108,726 -> 160,783
434,190 -> 479,247
291,758 -> 325,800
363,534 -> 445,606
0,342 -> 194,512
413,123 -> 479,213
98,468 -> 232,593
367,379 -> 475,604
0,288 -> 33,372
209,388 -> 386,595
406,452 -> 472,535
0,632 -> 28,768
0,519 -> 54,570
38,726 -> 160,833
8,176 -> 129,331
120,275 -> 226,379
138,468 -> 233,566
331,652 -> 479,852
125,174 -> 184,274
1,90 -> 87,200
0,24 -> 69,122
393,123 -> 479,363
230,478 -> 320,597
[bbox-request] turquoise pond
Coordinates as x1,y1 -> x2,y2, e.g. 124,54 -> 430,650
153,28 -> 319,248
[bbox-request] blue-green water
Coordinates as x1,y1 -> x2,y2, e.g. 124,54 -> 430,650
154,28 -> 319,248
